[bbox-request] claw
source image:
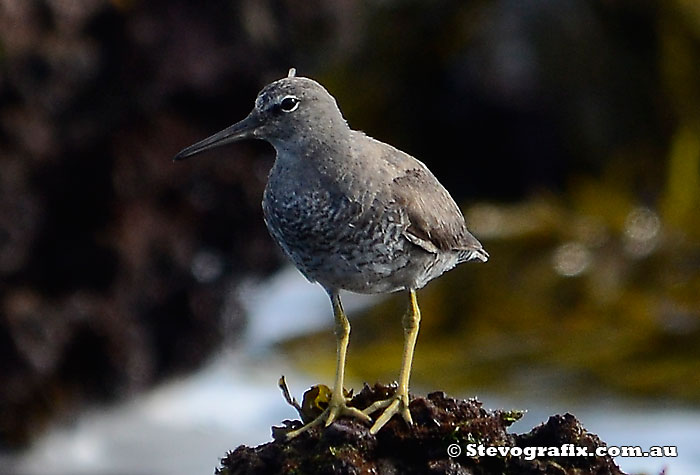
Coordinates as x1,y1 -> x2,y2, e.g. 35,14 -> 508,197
325,399 -> 371,427
286,394 -> 371,439
363,391 -> 412,435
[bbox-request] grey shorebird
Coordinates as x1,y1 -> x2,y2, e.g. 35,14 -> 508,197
174,69 -> 488,438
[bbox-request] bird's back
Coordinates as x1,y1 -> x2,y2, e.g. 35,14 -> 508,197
361,135 -> 487,262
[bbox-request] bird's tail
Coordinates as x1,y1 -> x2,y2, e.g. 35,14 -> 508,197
458,246 -> 489,263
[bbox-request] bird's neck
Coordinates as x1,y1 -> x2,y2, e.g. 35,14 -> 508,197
270,127 -> 354,171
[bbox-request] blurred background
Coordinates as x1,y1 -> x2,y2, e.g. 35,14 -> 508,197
1,0 -> 699,474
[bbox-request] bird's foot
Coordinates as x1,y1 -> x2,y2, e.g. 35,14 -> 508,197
362,389 -> 412,435
285,393 -> 371,440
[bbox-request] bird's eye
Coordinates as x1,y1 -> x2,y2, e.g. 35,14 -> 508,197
279,96 -> 300,112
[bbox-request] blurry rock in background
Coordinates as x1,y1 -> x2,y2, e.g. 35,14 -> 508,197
1,0 -> 699,451
0,0 -> 283,447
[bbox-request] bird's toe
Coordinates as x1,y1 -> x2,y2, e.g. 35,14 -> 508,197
365,392 -> 412,435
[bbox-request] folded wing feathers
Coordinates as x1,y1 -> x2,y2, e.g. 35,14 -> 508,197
391,167 -> 487,262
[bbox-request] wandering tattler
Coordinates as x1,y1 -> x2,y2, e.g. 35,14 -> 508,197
174,69 -> 488,438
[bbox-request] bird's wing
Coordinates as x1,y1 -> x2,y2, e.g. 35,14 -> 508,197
345,133 -> 487,262
390,165 -> 487,261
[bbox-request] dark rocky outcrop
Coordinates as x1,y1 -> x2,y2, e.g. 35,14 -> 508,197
218,384 -> 625,475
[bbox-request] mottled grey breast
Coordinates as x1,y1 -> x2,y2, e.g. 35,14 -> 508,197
262,154 -> 416,294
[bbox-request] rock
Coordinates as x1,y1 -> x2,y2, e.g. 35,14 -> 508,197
217,383 -> 625,475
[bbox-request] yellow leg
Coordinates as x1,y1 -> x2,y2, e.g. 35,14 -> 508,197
363,289 -> 421,434
285,292 -> 371,439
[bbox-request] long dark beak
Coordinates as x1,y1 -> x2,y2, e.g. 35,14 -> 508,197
173,112 -> 262,161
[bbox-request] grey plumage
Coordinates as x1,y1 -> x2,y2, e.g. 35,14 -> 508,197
176,73 -> 486,293
174,69 -> 487,436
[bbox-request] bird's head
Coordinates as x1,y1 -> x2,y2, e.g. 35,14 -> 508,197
174,69 -> 347,161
